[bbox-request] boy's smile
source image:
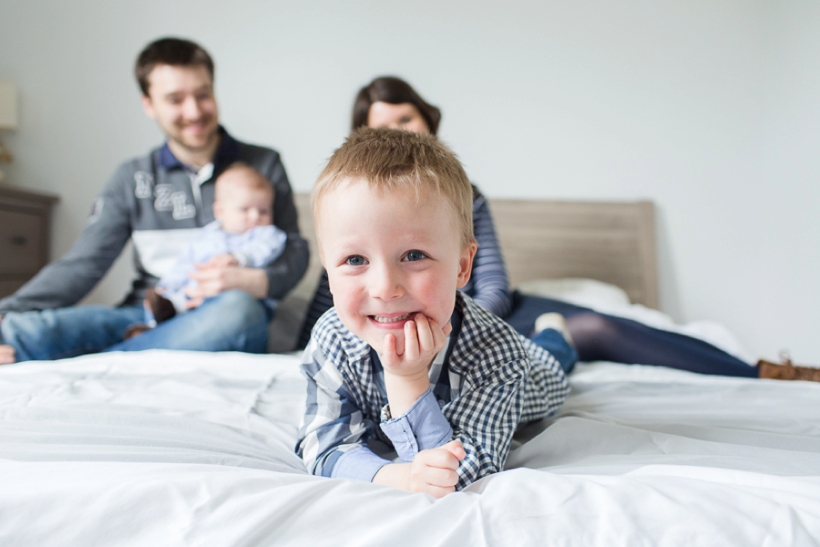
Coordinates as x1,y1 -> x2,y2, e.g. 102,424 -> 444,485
316,178 -> 476,355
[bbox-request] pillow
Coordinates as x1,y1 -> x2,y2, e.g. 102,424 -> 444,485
516,278 -> 631,311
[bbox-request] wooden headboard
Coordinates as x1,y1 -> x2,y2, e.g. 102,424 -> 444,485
489,199 -> 658,308
269,193 -> 658,351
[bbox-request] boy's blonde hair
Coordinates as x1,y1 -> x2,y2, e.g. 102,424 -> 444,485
312,128 -> 475,246
215,162 -> 274,202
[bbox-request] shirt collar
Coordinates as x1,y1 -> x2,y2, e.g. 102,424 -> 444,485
158,126 -> 239,171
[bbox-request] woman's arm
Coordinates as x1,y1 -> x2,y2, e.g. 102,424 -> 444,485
464,189 -> 513,318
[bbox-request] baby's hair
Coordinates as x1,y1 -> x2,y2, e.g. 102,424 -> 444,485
215,162 -> 274,202
312,128 -> 475,246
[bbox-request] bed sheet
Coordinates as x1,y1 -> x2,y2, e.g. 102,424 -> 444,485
1,350 -> 819,546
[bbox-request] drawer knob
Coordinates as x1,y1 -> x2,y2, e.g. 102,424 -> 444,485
11,235 -> 27,246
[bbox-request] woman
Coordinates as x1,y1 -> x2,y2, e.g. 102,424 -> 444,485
298,76 -> 815,381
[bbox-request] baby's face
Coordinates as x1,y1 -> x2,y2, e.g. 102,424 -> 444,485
317,178 -> 476,355
214,182 -> 273,234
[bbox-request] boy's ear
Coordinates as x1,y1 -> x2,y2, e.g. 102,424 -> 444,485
212,201 -> 224,221
456,241 -> 478,289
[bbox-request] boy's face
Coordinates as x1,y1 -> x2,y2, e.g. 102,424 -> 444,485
213,175 -> 273,234
317,178 -> 476,355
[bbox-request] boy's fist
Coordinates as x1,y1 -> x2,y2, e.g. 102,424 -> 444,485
408,440 -> 466,498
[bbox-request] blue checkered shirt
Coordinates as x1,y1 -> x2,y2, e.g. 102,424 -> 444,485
296,292 -> 569,490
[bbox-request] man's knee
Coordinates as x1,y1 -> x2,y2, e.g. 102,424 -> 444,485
205,290 -> 267,326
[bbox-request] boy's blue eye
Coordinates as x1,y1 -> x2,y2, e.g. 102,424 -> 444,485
345,255 -> 367,266
403,250 -> 427,262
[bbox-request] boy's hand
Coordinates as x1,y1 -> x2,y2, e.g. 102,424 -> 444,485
409,440 -> 466,497
381,315 -> 452,416
381,314 -> 452,375
375,440 -> 466,498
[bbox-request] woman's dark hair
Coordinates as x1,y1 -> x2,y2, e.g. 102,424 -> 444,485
351,77 -> 442,135
135,37 -> 214,96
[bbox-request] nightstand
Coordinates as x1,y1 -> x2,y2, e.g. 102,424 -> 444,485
0,186 -> 59,298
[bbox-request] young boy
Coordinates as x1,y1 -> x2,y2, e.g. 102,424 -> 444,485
135,162 -> 287,329
296,128 -> 569,497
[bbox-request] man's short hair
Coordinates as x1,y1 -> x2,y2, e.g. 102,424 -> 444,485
215,162 -> 274,202
312,128 -> 475,246
134,37 -> 214,96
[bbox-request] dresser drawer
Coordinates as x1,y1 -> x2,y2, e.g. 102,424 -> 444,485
0,279 -> 27,299
0,208 -> 44,275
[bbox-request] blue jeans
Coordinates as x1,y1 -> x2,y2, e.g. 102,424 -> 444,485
530,328 -> 579,374
0,290 -> 270,362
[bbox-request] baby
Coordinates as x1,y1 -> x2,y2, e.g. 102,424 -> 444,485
139,161 -> 286,328
296,128 -> 569,496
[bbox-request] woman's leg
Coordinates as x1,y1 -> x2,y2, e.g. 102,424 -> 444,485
506,291 -> 757,378
565,312 -> 757,377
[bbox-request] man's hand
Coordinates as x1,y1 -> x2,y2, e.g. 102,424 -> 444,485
184,265 -> 269,309
381,315 -> 452,416
0,344 -> 16,365
374,440 -> 466,498
202,253 -> 240,269
0,316 -> 11,364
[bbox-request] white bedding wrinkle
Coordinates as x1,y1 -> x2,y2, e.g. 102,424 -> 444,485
1,348 -> 819,546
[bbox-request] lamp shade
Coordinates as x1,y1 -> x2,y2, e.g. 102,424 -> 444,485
0,81 -> 19,130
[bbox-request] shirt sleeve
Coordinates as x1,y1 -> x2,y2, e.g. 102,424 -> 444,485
446,354 -> 530,490
379,389 -> 454,462
465,193 -> 513,318
296,338 -> 391,481
0,164 -> 134,313
256,154 -> 310,300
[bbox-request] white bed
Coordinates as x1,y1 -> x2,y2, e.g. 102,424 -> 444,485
2,199 -> 819,545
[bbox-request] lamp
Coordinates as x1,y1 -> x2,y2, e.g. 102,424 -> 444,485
0,81 -> 19,183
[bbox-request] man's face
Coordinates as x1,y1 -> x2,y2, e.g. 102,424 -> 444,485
317,178 -> 476,355
141,64 -> 220,154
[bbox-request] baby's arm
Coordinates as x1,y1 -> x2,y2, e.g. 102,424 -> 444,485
230,225 -> 288,268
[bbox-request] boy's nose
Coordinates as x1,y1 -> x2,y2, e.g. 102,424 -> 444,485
368,264 -> 403,300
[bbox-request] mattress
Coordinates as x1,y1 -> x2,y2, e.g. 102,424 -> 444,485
1,343 -> 818,546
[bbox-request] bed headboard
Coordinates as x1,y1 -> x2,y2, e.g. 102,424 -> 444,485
488,199 -> 658,309
269,193 -> 658,351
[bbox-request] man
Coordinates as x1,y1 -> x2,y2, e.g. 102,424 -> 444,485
0,37 -> 308,363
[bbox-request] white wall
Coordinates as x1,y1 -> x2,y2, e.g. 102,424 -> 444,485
0,0 -> 817,362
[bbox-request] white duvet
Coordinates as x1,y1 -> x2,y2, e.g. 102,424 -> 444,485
1,346 -> 819,546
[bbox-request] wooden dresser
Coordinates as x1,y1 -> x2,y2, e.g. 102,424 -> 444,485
0,186 -> 59,299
